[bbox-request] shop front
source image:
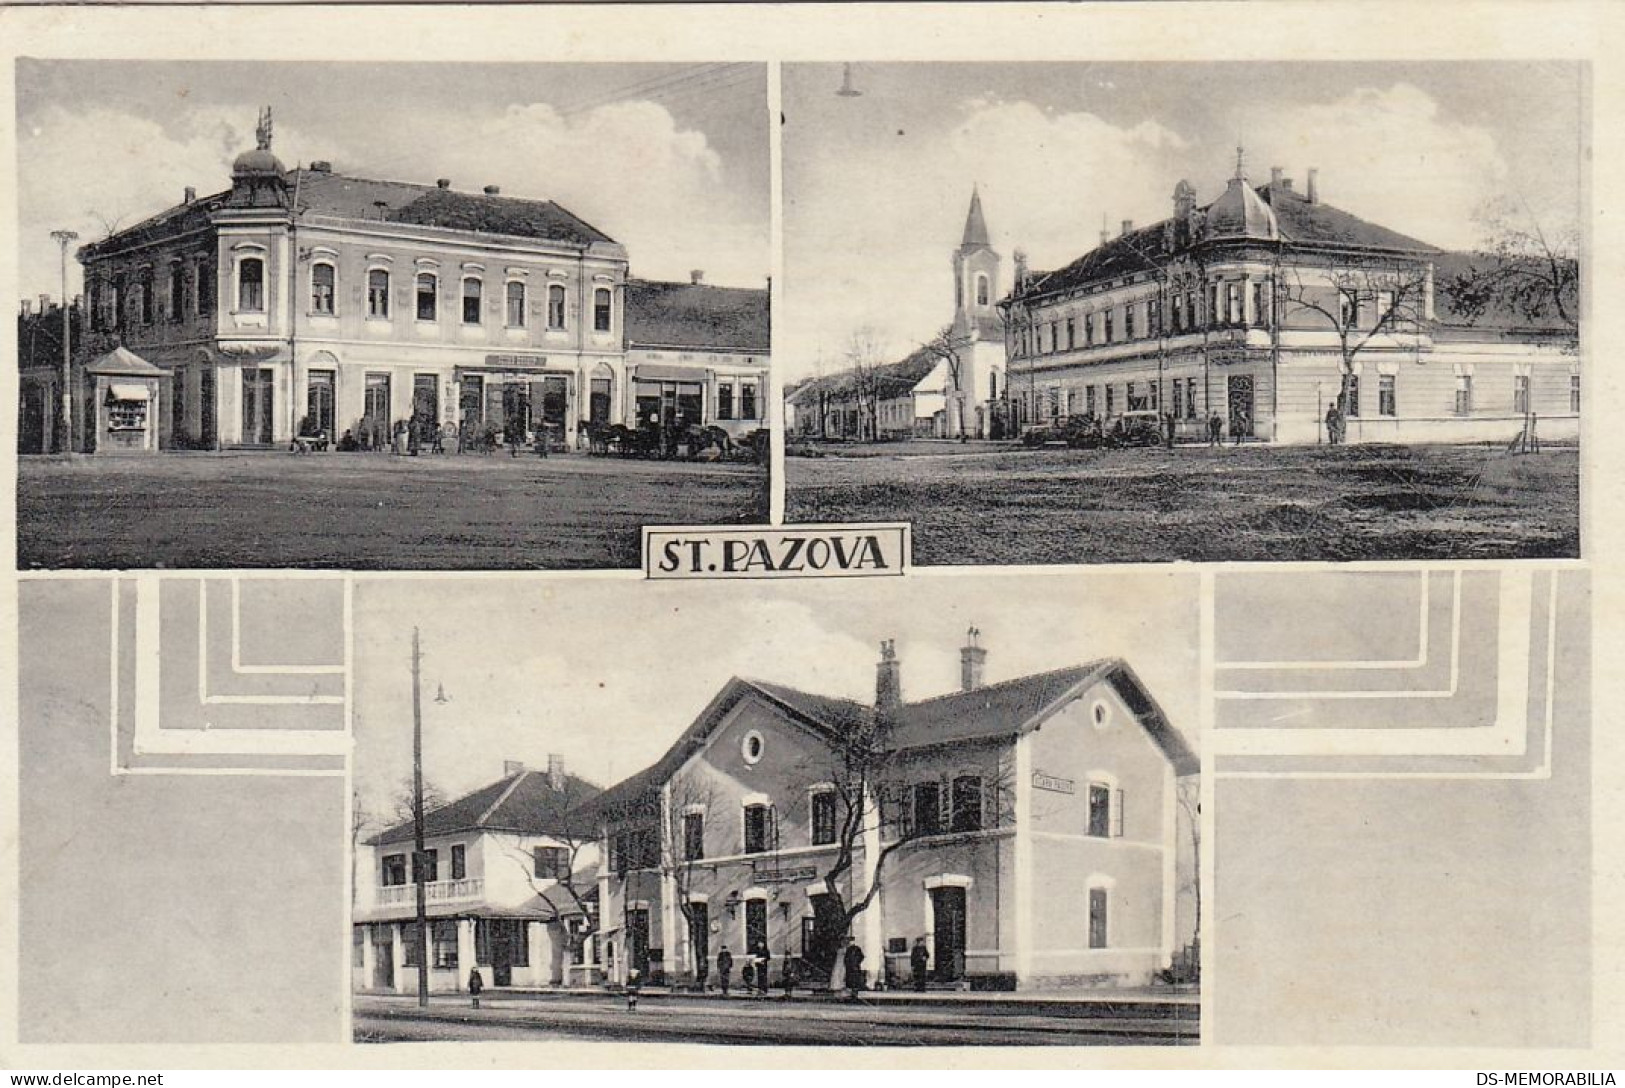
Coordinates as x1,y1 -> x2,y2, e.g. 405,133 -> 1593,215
457,356 -> 576,451
83,347 -> 165,454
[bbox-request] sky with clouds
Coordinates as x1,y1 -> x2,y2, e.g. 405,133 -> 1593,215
15,60 -> 769,303
350,571 -> 1199,825
781,61 -> 1586,382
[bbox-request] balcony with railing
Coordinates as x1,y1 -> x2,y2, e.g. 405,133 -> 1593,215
377,877 -> 484,907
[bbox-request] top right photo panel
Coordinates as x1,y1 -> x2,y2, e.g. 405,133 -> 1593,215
781,61 -> 1584,565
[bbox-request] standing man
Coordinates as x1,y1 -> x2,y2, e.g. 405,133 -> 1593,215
843,939 -> 867,1001
910,936 -> 931,993
1232,409 -> 1249,446
756,944 -> 772,996
1207,410 -> 1223,447
1162,410 -> 1176,450
717,944 -> 734,997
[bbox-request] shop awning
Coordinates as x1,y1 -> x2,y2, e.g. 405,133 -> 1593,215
633,363 -> 706,383
107,382 -> 152,401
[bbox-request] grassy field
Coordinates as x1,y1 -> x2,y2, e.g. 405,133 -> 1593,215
785,441 -> 1580,565
18,451 -> 768,570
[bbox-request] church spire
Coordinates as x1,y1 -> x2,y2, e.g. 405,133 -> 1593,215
961,185 -> 991,249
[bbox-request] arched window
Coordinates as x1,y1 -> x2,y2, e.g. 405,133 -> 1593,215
416,273 -> 437,321
367,269 -> 390,318
310,263 -> 335,315
506,281 -> 526,327
462,277 -> 483,325
594,287 -> 612,332
547,283 -> 567,329
237,257 -> 264,313
975,273 -> 989,306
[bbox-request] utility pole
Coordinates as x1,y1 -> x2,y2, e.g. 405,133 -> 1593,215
50,229 -> 79,453
411,626 -> 429,1007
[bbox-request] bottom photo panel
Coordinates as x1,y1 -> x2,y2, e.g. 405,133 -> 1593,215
347,571 -> 1204,1046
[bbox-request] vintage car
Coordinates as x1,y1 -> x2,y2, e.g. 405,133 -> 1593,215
1106,410 -> 1165,448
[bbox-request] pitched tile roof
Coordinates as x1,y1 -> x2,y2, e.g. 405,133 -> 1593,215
792,345 -> 943,403
370,768 -> 601,847
1430,249 -> 1578,333
623,278 -> 770,354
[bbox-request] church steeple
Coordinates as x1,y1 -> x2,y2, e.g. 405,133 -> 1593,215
961,185 -> 992,251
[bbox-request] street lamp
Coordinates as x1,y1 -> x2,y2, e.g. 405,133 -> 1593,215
50,229 -> 78,453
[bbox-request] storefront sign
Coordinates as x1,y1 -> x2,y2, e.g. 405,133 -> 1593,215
1032,772 -> 1075,795
483,353 -> 550,369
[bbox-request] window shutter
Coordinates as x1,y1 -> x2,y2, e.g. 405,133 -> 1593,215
899,789 -> 914,838
1112,788 -> 1125,838
938,774 -> 951,831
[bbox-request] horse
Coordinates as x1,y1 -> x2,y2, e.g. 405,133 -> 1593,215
684,424 -> 735,459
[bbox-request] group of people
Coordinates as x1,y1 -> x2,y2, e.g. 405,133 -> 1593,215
700,935 -> 936,1001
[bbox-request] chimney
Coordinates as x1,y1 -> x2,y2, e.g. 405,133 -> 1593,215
184,185 -> 197,204
690,269 -> 704,285
19,299 -> 32,317
1013,248 -> 1029,288
547,753 -> 566,791
875,640 -> 902,710
483,184 -> 501,196
960,626 -> 987,692
436,178 -> 451,190
503,759 -> 526,777
1306,168 -> 1319,205
1269,166 -> 1283,188
1120,219 -> 1134,237
310,160 -> 332,174
39,294 -> 51,313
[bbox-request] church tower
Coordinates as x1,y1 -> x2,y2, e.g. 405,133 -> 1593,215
952,186 -> 1002,340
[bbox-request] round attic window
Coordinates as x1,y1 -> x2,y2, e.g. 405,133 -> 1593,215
741,730 -> 765,765
1091,700 -> 1111,730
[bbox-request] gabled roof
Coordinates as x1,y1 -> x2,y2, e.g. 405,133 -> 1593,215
623,278 -> 770,354
369,768 -> 600,847
793,345 -> 943,404
85,346 -> 165,377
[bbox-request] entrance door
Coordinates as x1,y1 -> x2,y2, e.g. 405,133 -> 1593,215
502,383 -> 532,440
675,382 -> 704,430
590,377 -> 613,425
930,886 -> 967,983
200,367 -> 217,448
805,894 -> 846,982
412,374 -> 439,431
687,902 -> 709,980
744,898 -> 769,958
538,375 -> 569,448
241,367 -> 274,445
306,370 -> 335,437
362,373 -> 391,449
371,925 -> 394,990
626,907 -> 651,981
459,375 -> 484,431
1227,374 -> 1255,437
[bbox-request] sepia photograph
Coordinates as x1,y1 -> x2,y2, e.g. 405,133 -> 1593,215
346,572 -> 1200,1045
780,62 -> 1583,564
14,60 -> 772,570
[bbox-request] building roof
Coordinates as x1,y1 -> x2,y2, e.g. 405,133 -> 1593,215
623,278 -> 770,354
1016,179 -> 1441,305
85,346 -> 165,377
961,187 -> 992,250
369,768 -> 600,847
580,658 -> 1198,828
1430,249 -> 1578,333
792,345 -> 943,404
291,169 -> 617,248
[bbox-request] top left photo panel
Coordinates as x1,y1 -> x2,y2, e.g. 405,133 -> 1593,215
15,59 -> 772,570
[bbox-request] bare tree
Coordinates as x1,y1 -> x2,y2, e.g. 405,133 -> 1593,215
922,324 -> 968,440
389,776 -> 448,827
496,789 -> 604,969
1443,196 -> 1578,333
1275,255 -> 1431,424
843,326 -> 889,441
658,776 -> 720,982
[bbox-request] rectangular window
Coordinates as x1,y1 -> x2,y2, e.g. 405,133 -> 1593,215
547,284 -> 567,329
1571,374 -> 1581,414
811,791 -> 838,846
1207,283 -> 1219,328
743,804 -> 772,854
741,383 -> 758,420
1085,313 -> 1095,347
140,268 -> 155,324
1148,380 -> 1160,412
1066,317 -> 1076,350
594,287 -> 612,332
1226,282 -> 1244,325
402,923 -> 424,968
310,263 -> 335,315
505,280 -> 525,326
1172,293 -> 1185,333
717,382 -> 734,420
432,919 -> 459,969
413,848 -> 438,884
533,845 -> 569,880
1514,374 -> 1531,415
1104,310 -> 1114,343
169,263 -> 185,321
950,775 -> 982,833
1148,298 -> 1161,338
382,853 -> 407,887
1088,888 -> 1108,949
196,262 -> 213,315
1087,784 -> 1112,838
1339,290 -> 1358,329
1252,281 -> 1269,327
462,278 -> 482,324
1379,374 -> 1397,417
683,811 -> 705,861
1185,381 -> 1197,419
1455,374 -> 1474,416
1125,380 -> 1139,411
1124,304 -> 1135,340
367,269 -> 389,318
1051,321 -> 1061,352
1105,385 -> 1115,417
1086,385 -> 1096,416
450,843 -> 466,881
417,273 -> 438,321
1375,290 -> 1395,328
1172,379 -> 1184,419
913,781 -> 942,837
1344,375 -> 1360,418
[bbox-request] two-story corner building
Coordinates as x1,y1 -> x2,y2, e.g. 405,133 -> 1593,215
622,275 -> 771,442
578,632 -> 1197,993
784,190 -> 1009,442
351,757 -> 603,996
60,112 -> 768,456
998,158 -> 1578,445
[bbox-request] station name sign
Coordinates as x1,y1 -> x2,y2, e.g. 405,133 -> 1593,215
1031,772 -> 1075,795
644,524 -> 910,579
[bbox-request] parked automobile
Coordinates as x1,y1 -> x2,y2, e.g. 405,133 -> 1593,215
1106,410 -> 1164,448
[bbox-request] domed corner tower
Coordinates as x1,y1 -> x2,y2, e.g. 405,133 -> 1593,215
952,185 -> 1003,341
224,106 -> 292,211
